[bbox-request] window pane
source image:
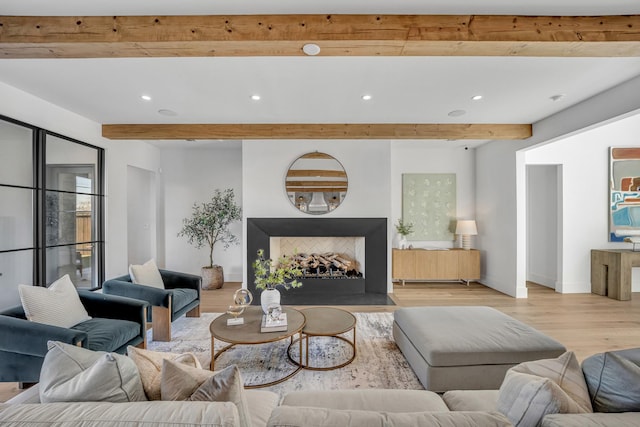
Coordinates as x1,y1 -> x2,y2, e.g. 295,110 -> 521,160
46,135 -> 97,193
0,119 -> 33,187
0,187 -> 34,251
46,244 -> 95,289
46,191 -> 96,246
0,249 -> 33,310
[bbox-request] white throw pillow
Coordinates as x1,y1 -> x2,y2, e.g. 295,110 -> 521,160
129,259 -> 165,289
40,341 -> 147,403
18,274 -> 91,328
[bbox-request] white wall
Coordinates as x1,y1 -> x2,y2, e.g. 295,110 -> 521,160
242,140 -> 392,288
526,112 -> 640,293
526,165 -> 559,289
390,141 -> 476,249
160,146 -> 243,281
0,81 -> 162,285
478,75 -> 640,298
476,140 -> 528,297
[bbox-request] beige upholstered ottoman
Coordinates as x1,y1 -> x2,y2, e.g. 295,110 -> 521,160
393,306 -> 566,392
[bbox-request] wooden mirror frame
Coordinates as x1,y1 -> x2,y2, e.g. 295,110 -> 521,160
285,152 -> 348,215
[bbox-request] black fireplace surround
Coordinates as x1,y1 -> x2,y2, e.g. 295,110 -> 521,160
246,217 -> 392,305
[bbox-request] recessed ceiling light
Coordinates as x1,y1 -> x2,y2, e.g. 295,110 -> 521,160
251,94 -> 261,101
302,43 -> 321,56
140,95 -> 152,101
471,95 -> 483,101
550,94 -> 566,102
361,94 -> 372,101
448,109 -> 466,117
157,109 -> 177,116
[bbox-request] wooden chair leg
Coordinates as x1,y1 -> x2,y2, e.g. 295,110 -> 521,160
186,305 -> 200,318
152,306 -> 171,342
19,382 -> 36,390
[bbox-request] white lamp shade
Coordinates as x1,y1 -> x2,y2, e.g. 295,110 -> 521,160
455,220 -> 478,235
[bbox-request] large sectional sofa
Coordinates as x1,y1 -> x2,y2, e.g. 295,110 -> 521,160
1,310 -> 638,427
2,382 -> 639,427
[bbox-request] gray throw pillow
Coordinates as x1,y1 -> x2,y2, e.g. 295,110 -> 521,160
582,350 -> 640,413
161,359 -> 252,427
496,351 -> 592,427
39,341 -> 147,403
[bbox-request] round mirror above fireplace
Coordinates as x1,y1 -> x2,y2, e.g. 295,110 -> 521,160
285,152 -> 348,215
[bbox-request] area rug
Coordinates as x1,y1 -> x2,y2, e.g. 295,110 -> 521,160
147,312 -> 423,397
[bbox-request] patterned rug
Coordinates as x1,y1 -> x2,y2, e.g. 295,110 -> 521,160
147,312 -> 423,397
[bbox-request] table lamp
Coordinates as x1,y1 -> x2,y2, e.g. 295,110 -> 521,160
456,220 -> 478,250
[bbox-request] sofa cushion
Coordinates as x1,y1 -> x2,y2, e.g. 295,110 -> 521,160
18,274 -> 91,328
541,412 -> 640,427
267,407 -> 513,427
581,348 -> 640,413
130,259 -> 165,289
496,352 -> 592,427
71,317 -> 141,352
443,390 -> 500,411
280,389 -> 449,412
161,360 -> 252,427
39,341 -> 146,403
171,288 -> 199,312
245,390 -> 281,427
127,346 -> 202,400
0,401 -> 240,427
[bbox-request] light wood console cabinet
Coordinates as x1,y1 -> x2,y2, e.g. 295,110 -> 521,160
392,248 -> 480,285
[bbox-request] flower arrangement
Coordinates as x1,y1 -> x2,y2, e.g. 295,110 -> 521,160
252,249 -> 303,291
395,218 -> 414,237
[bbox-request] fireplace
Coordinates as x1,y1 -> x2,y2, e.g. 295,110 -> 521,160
247,218 -> 390,305
271,236 -> 364,279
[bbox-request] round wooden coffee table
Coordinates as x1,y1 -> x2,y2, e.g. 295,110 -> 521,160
210,306 -> 306,388
288,307 -> 357,370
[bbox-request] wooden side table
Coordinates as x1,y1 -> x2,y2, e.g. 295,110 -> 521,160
590,249 -> 638,301
392,248 -> 480,285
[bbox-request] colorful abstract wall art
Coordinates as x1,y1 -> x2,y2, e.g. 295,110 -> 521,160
402,173 -> 456,241
610,147 -> 640,241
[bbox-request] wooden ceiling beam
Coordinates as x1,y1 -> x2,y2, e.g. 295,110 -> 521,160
101,123 -> 532,140
1,14 -> 639,58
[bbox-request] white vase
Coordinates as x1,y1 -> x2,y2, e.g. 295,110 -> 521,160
399,235 -> 408,250
260,288 -> 281,314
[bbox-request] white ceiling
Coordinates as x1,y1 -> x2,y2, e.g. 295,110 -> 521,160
1,1 -> 640,149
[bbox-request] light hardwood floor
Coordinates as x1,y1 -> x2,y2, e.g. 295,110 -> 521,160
2,281 -> 639,402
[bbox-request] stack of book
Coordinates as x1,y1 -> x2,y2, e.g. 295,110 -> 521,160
261,312 -> 288,333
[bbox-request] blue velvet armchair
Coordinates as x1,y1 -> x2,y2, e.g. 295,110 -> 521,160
102,269 -> 201,342
0,290 -> 148,384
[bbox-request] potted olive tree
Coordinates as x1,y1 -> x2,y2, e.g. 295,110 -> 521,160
178,188 -> 242,290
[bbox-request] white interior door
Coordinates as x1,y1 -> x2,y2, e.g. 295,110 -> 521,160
526,164 -> 561,290
127,166 -> 156,266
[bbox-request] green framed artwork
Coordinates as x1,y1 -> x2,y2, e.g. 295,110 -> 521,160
402,173 -> 456,241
